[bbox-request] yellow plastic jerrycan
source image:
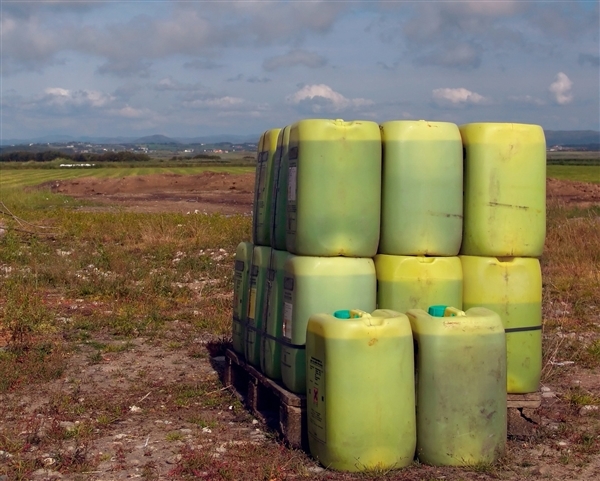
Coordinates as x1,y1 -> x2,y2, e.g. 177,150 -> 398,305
286,119 -> 381,257
460,123 -> 546,257
461,255 -> 542,393
306,309 -> 416,472
379,120 -> 463,256
259,248 -> 291,381
280,256 -> 376,394
407,306 -> 506,466
270,126 -> 291,251
252,128 -> 281,246
232,241 -> 253,357
245,246 -> 271,367
375,254 -> 462,313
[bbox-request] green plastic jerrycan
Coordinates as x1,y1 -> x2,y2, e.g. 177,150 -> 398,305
379,120 -> 463,256
375,254 -> 462,313
461,255 -> 542,393
232,241 -> 253,357
286,119 -> 381,257
245,245 -> 271,367
252,128 -> 281,246
270,126 -> 291,251
281,256 -> 376,394
460,123 -> 546,257
259,248 -> 292,380
306,309 -> 416,472
407,306 -> 507,466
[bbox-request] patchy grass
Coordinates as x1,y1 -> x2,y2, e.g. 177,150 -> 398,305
546,165 -> 600,183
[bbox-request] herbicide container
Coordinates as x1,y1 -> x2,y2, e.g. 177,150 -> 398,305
286,119 -> 381,257
260,248 -> 292,380
306,309 -> 416,472
232,241 -> 253,357
460,123 -> 546,257
270,126 -> 291,251
281,256 -> 376,394
461,255 -> 542,393
245,245 -> 271,367
379,120 -> 463,256
375,254 -> 462,313
252,128 -> 281,246
407,306 -> 506,466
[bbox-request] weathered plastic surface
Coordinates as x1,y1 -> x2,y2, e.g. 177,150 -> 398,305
461,255 -> 542,393
232,241 -> 253,357
259,248 -> 292,380
245,246 -> 271,367
375,255 -> 462,313
460,123 -> 546,257
281,256 -> 376,394
306,309 -> 416,471
286,119 -> 381,257
407,307 -> 506,466
379,120 -> 463,256
270,126 -> 291,251
252,128 -> 281,246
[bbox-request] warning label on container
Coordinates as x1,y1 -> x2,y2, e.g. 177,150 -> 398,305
288,166 -> 297,202
283,302 -> 293,339
308,356 -> 326,444
247,287 -> 257,323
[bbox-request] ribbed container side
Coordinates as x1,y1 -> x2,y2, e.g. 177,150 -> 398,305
232,241 -> 253,357
270,126 -> 291,251
245,246 -> 271,368
252,128 -> 281,246
260,248 -> 292,380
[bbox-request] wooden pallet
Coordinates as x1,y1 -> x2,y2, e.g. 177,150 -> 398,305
224,349 -> 307,449
224,348 -> 541,444
507,392 -> 542,439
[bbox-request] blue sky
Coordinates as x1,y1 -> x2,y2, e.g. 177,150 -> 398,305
1,0 -> 599,140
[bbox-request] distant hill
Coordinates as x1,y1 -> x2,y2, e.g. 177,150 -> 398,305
134,134 -> 179,144
545,130 -> 599,147
2,130 -> 598,148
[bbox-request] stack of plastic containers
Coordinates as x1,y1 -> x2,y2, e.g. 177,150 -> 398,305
281,118 -> 380,394
229,118 -> 547,472
459,123 -> 546,394
375,120 -> 464,313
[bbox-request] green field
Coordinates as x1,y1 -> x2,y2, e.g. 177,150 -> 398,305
547,165 -> 600,183
0,165 -> 255,189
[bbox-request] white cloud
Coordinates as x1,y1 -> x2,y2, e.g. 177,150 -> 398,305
185,96 -> 245,109
286,84 -> 373,113
42,88 -> 114,108
263,49 -> 328,71
507,95 -> 546,107
549,72 -> 573,105
431,88 -> 489,107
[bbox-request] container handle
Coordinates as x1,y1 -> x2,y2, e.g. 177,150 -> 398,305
444,307 -> 466,317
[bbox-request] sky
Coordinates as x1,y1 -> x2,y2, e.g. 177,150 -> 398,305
1,0 -> 599,141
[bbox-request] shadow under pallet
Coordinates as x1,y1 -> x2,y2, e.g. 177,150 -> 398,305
224,349 -> 308,449
223,349 -> 542,450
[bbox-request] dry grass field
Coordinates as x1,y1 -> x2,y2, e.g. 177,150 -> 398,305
0,169 -> 598,480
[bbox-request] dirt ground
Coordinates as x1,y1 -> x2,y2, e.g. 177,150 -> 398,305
2,172 -> 600,480
46,172 -> 256,215
46,172 -> 600,214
